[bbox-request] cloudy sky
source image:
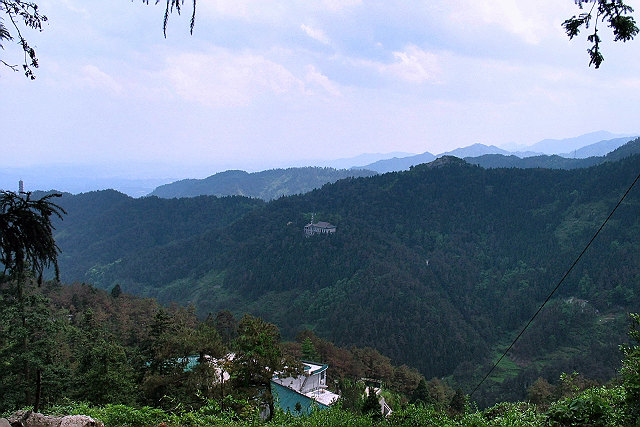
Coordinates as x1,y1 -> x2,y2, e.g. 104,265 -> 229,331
2,0 -> 640,179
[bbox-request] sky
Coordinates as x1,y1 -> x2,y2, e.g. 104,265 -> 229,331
2,0 -> 640,180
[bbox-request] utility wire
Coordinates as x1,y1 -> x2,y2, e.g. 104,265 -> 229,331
470,168 -> 640,398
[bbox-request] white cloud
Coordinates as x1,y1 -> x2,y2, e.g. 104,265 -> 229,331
163,50 -> 305,107
198,0 -> 290,22
56,0 -> 90,17
80,65 -> 122,95
385,46 -> 441,84
446,0 -> 575,44
305,65 -> 342,97
198,0 -> 253,18
193,0 -> 364,24
5,0 -> 640,172
301,24 -> 331,45
344,45 -> 443,86
321,0 -> 362,12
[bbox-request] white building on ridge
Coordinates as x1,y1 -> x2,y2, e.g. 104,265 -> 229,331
304,214 -> 336,236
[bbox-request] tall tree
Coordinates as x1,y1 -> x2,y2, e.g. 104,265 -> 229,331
301,337 -> 320,362
232,314 -> 300,419
362,386 -> 381,418
140,307 -> 195,407
72,309 -> 137,406
214,309 -> 238,346
0,190 -> 64,412
0,190 -> 64,281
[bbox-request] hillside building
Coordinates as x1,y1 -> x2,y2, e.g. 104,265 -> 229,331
304,214 -> 336,236
271,361 -> 340,415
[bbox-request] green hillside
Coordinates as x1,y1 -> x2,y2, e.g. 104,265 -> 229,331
52,190 -> 264,283
51,154 -> 640,405
148,167 -> 377,200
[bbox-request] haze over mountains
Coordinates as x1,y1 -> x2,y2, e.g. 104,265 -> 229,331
148,133 -> 640,200
352,131 -> 637,174
1,131 -> 636,197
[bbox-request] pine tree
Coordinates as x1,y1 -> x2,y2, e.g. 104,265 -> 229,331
0,190 -> 64,412
110,284 -> 122,298
301,337 -> 320,362
362,386 -> 381,419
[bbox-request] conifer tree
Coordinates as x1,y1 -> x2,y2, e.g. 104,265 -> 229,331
0,190 -> 64,412
301,337 -> 320,362
362,386 -> 381,419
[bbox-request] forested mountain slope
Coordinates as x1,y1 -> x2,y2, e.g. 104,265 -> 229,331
148,167 -> 377,200
51,155 -> 640,405
52,190 -> 264,283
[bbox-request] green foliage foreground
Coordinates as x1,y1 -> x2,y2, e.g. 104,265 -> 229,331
16,312 -> 638,427
33,389 -> 631,427
32,400 -> 546,427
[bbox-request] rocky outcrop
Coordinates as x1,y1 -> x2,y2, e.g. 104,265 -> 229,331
59,416 -> 101,427
5,411 -> 103,427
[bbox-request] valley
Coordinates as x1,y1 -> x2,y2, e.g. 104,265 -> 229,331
44,138 -> 640,406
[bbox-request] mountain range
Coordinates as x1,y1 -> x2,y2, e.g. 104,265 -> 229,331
148,167 -> 376,200
524,130 -> 636,154
2,131 -> 637,197
47,140 -> 640,405
149,135 -> 640,200
352,132 -> 637,174
465,137 -> 640,169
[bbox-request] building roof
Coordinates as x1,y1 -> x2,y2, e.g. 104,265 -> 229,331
315,221 -> 335,228
304,387 -> 340,406
271,379 -> 339,409
302,361 -> 328,375
271,381 -> 330,415
272,360 -> 339,411
305,221 -> 336,229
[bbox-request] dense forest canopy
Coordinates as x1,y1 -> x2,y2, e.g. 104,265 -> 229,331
0,280 -> 638,426
2,1 -> 640,423
44,144 -> 640,405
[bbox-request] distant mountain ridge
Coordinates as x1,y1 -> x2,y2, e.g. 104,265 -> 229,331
441,143 -> 511,158
148,167 -> 377,200
558,136 -> 637,158
148,136 -> 640,199
525,130 -> 636,154
352,152 -> 436,174
313,151 -> 415,169
356,133 -> 638,173
4,131 -> 637,197
465,137 -> 640,169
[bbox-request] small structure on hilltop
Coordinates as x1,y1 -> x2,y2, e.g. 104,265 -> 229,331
304,213 -> 336,237
271,361 -> 340,415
